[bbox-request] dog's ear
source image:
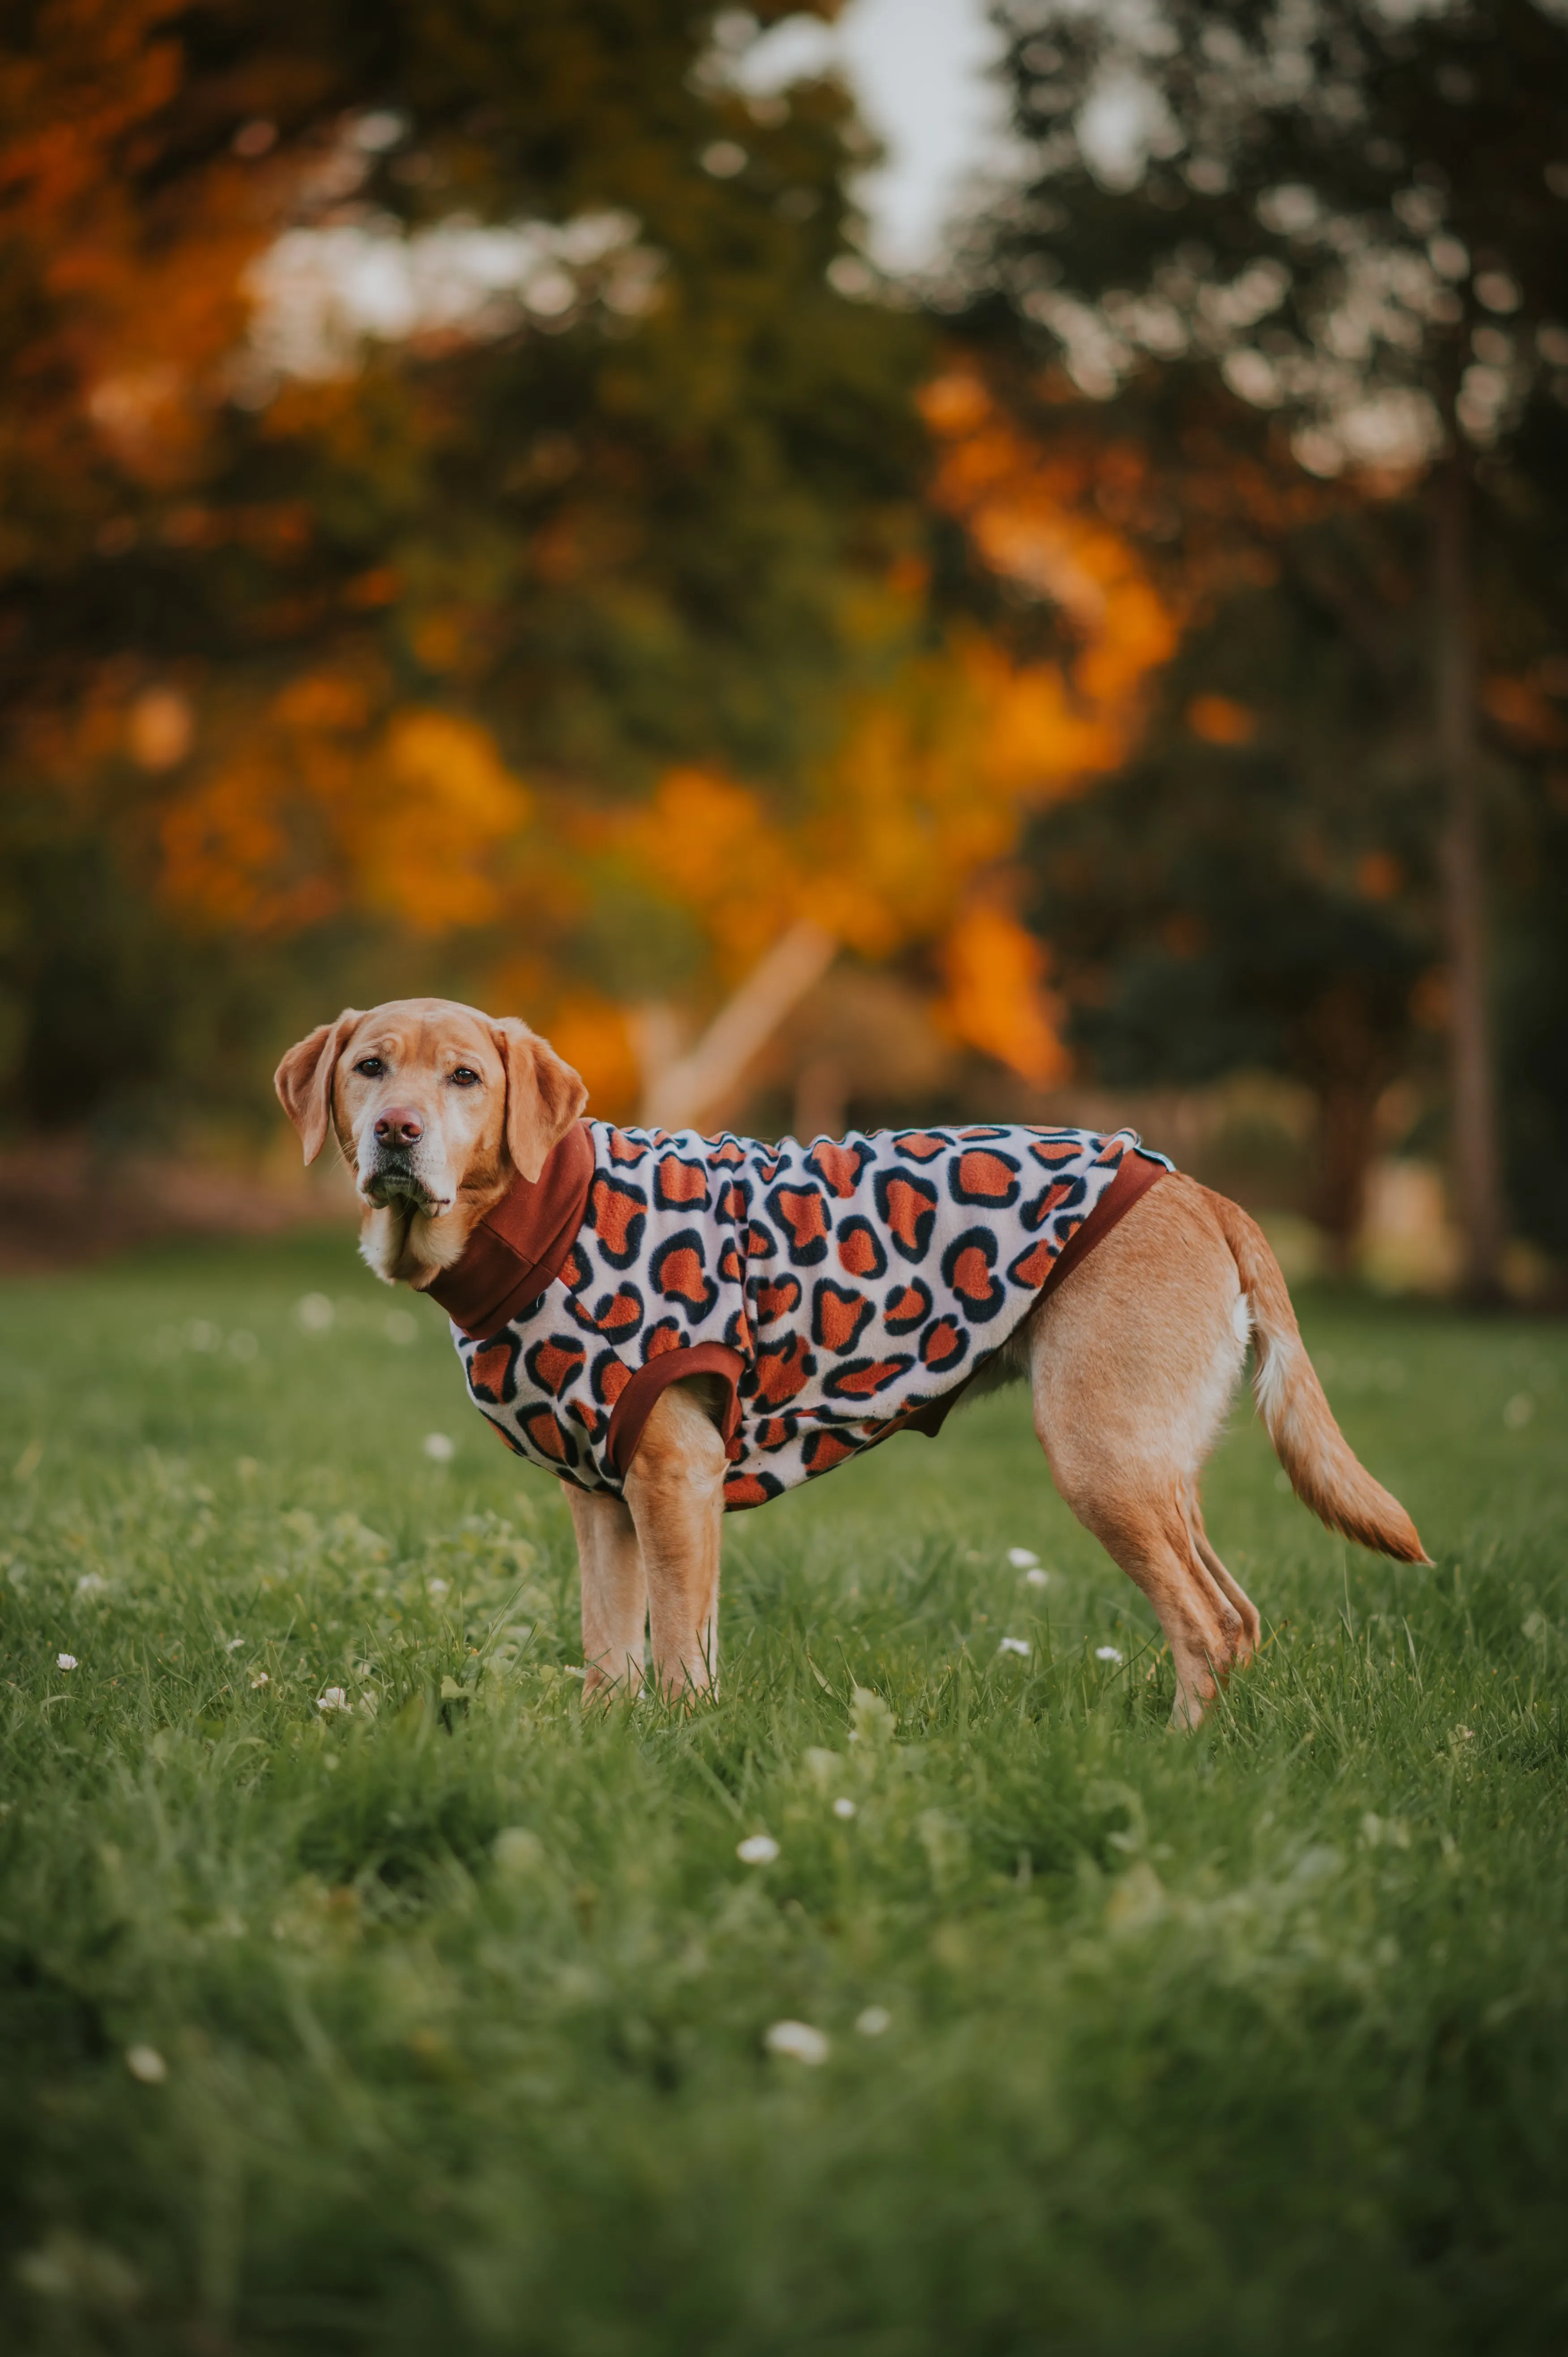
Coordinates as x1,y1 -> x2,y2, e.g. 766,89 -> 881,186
491,1018 -> 588,1183
274,1010 -> 363,1165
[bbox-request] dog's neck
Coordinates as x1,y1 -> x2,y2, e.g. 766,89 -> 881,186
353,1158 -> 515,1291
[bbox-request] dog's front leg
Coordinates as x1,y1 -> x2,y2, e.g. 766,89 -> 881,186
563,1483 -> 647,1699
622,1381 -> 727,1700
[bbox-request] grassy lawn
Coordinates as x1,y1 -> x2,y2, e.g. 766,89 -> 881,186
2,1229 -> 1566,2354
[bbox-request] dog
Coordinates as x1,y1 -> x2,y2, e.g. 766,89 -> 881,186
275,996 -> 1428,1725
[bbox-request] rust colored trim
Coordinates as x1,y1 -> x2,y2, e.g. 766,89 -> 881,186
425,1121 -> 595,1341
605,1343 -> 746,1480
1035,1147 -> 1167,1308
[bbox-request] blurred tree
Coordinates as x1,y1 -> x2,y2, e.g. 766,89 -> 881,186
971,0 -> 1568,1295
0,0 -> 933,1134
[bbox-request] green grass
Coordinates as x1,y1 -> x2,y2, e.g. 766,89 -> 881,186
1,1232 -> 1566,2355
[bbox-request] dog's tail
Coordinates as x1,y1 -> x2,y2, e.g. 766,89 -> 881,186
1204,1187 -> 1431,1564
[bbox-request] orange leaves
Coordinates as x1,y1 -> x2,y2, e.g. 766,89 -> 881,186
358,714 -> 529,933
936,905 -> 1068,1087
159,683 -> 530,938
920,367 -> 1180,727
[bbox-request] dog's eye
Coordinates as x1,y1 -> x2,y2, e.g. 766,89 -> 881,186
450,1066 -> 481,1087
354,1057 -> 385,1077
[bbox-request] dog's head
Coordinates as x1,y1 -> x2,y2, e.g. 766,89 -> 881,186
274,997 -> 587,1282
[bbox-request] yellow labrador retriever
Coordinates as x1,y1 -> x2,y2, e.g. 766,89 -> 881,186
276,997 -> 1427,1724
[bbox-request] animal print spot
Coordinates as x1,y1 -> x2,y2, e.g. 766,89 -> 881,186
724,1471 -> 783,1510
588,1175 -> 648,1269
753,1274 -> 801,1326
807,1138 -> 871,1198
749,1332 -> 814,1407
873,1168 -> 937,1262
656,1155 -> 710,1210
951,1149 -> 1020,1208
745,1219 -> 778,1261
1022,1179 -> 1075,1231
591,1351 -> 634,1408
524,1335 -> 587,1397
1028,1134 -> 1086,1168
723,1307 -> 754,1355
609,1133 -> 650,1165
892,1130 -> 948,1163
522,1411 -> 574,1465
767,1185 -> 831,1267
709,1139 -> 747,1167
1008,1236 -> 1061,1289
811,1281 -> 875,1356
590,1283 -> 644,1335
822,1355 -> 915,1399
753,1415 -> 798,1453
940,1228 -> 1006,1321
801,1429 -> 859,1474
883,1279 -> 932,1334
467,1333 -> 521,1404
835,1216 -> 887,1280
650,1229 -> 719,1317
919,1318 -> 968,1371
642,1318 -> 686,1360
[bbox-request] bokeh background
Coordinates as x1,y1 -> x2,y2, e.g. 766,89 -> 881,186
2,0 -> 1564,1303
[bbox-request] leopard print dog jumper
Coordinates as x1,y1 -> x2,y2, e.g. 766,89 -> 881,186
426,1121 -> 1170,1513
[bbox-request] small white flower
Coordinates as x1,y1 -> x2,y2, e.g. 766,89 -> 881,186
1095,1645 -> 1124,1664
1006,1547 -> 1040,1569
295,1292 -> 335,1333
832,1796 -> 857,1820
56,1653 -> 78,1671
316,1686 -> 351,1714
75,1573 -> 106,1596
423,1432 -> 456,1463
855,2005 -> 891,2038
1023,1567 -> 1050,1590
998,1636 -> 1031,1658
125,2044 -> 167,2084
426,1577 -> 450,1599
764,2019 -> 829,2065
225,1637 -> 245,1653
736,1833 -> 780,1865
251,1672 -> 269,1689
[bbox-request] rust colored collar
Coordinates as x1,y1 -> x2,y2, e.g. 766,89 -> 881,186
424,1121 -> 595,1341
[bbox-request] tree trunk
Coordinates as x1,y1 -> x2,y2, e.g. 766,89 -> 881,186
638,921 -> 837,1130
1431,460 -> 1506,1304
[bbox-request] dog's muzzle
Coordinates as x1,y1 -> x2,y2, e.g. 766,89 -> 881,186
360,1149 -> 449,1215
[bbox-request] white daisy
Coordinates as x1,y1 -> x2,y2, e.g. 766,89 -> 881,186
1095,1645 -> 1124,1664
764,2019 -> 829,2064
56,1653 -> 77,1671
736,1833 -> 780,1865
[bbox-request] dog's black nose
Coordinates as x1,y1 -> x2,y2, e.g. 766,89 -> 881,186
374,1107 -> 424,1147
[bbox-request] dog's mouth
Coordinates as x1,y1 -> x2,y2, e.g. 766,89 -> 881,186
361,1156 -> 452,1217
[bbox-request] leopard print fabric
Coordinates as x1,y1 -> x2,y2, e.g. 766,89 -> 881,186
454,1122 -> 1163,1512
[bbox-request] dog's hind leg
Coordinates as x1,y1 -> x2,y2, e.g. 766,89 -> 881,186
1184,1478 -> 1260,1663
1024,1175 -> 1252,1726
565,1483 -> 648,1699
